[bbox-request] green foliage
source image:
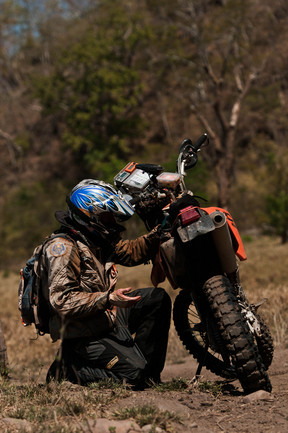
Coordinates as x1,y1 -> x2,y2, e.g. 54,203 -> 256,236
157,150 -> 210,201
0,181 -> 67,267
14,131 -> 32,152
152,377 -> 188,392
264,150 -> 288,243
266,191 -> 288,243
32,1 -> 153,176
246,83 -> 282,115
195,380 -> 224,397
184,158 -> 210,202
88,378 -> 130,392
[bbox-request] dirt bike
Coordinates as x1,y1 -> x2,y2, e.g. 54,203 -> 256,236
114,134 -> 274,394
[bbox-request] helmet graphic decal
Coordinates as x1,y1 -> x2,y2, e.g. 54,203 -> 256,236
70,184 -> 134,219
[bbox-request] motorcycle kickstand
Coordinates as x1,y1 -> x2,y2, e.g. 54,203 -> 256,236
190,342 -> 209,385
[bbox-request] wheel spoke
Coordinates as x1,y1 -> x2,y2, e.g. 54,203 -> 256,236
173,289 -> 236,379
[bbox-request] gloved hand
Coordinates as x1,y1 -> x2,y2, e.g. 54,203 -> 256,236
156,216 -> 172,241
109,287 -> 141,308
161,215 -> 171,231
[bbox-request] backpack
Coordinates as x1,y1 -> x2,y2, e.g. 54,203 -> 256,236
18,233 -> 75,336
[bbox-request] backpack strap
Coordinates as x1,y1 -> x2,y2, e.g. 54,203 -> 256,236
33,231 -> 79,333
34,230 -> 79,285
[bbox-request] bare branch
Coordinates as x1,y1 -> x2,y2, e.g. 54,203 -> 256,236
190,104 -> 222,154
202,52 -> 221,88
230,101 -> 241,128
229,72 -> 256,128
0,128 -> 13,142
213,100 -> 229,132
234,67 -> 243,93
0,128 -> 21,167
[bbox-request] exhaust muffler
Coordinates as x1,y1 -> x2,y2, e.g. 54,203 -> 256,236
209,210 -> 238,276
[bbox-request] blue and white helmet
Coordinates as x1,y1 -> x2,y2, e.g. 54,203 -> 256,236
66,179 -> 134,235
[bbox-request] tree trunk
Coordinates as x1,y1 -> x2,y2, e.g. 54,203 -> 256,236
216,164 -> 231,209
281,230 -> 288,244
0,320 -> 8,377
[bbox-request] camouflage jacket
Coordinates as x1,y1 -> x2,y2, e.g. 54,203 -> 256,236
40,223 -> 161,342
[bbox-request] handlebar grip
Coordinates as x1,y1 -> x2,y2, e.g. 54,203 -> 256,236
193,133 -> 208,151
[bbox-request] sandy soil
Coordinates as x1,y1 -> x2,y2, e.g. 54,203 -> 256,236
106,344 -> 288,433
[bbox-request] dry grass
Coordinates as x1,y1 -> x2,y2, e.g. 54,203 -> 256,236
0,379 -> 133,432
239,235 -> 288,345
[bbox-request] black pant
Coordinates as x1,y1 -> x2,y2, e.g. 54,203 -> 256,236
47,287 -> 171,387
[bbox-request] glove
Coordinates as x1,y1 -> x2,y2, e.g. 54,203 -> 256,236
156,216 -> 172,241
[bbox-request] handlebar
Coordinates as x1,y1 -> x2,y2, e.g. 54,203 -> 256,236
115,134 -> 209,205
176,133 -> 209,191
192,133 -> 209,152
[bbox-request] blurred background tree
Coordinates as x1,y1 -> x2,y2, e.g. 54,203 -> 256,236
265,150 -> 288,244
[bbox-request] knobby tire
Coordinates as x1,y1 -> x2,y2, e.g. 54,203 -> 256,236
173,275 -> 272,393
173,289 -> 236,379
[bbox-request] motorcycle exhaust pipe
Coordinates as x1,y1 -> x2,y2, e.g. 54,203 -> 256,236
209,211 -> 238,276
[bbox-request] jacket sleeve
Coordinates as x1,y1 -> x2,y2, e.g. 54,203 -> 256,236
44,237 -> 109,319
113,226 -> 161,266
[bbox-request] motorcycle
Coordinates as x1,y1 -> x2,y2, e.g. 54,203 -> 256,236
114,134 -> 274,393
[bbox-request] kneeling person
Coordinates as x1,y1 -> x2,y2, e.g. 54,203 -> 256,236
40,180 -> 171,387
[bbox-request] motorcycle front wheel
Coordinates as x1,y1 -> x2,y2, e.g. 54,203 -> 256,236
173,287 -> 236,380
173,275 -> 272,393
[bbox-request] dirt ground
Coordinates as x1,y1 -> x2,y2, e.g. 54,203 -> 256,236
3,336 -> 287,433
2,339 -> 287,433
105,343 -> 288,433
